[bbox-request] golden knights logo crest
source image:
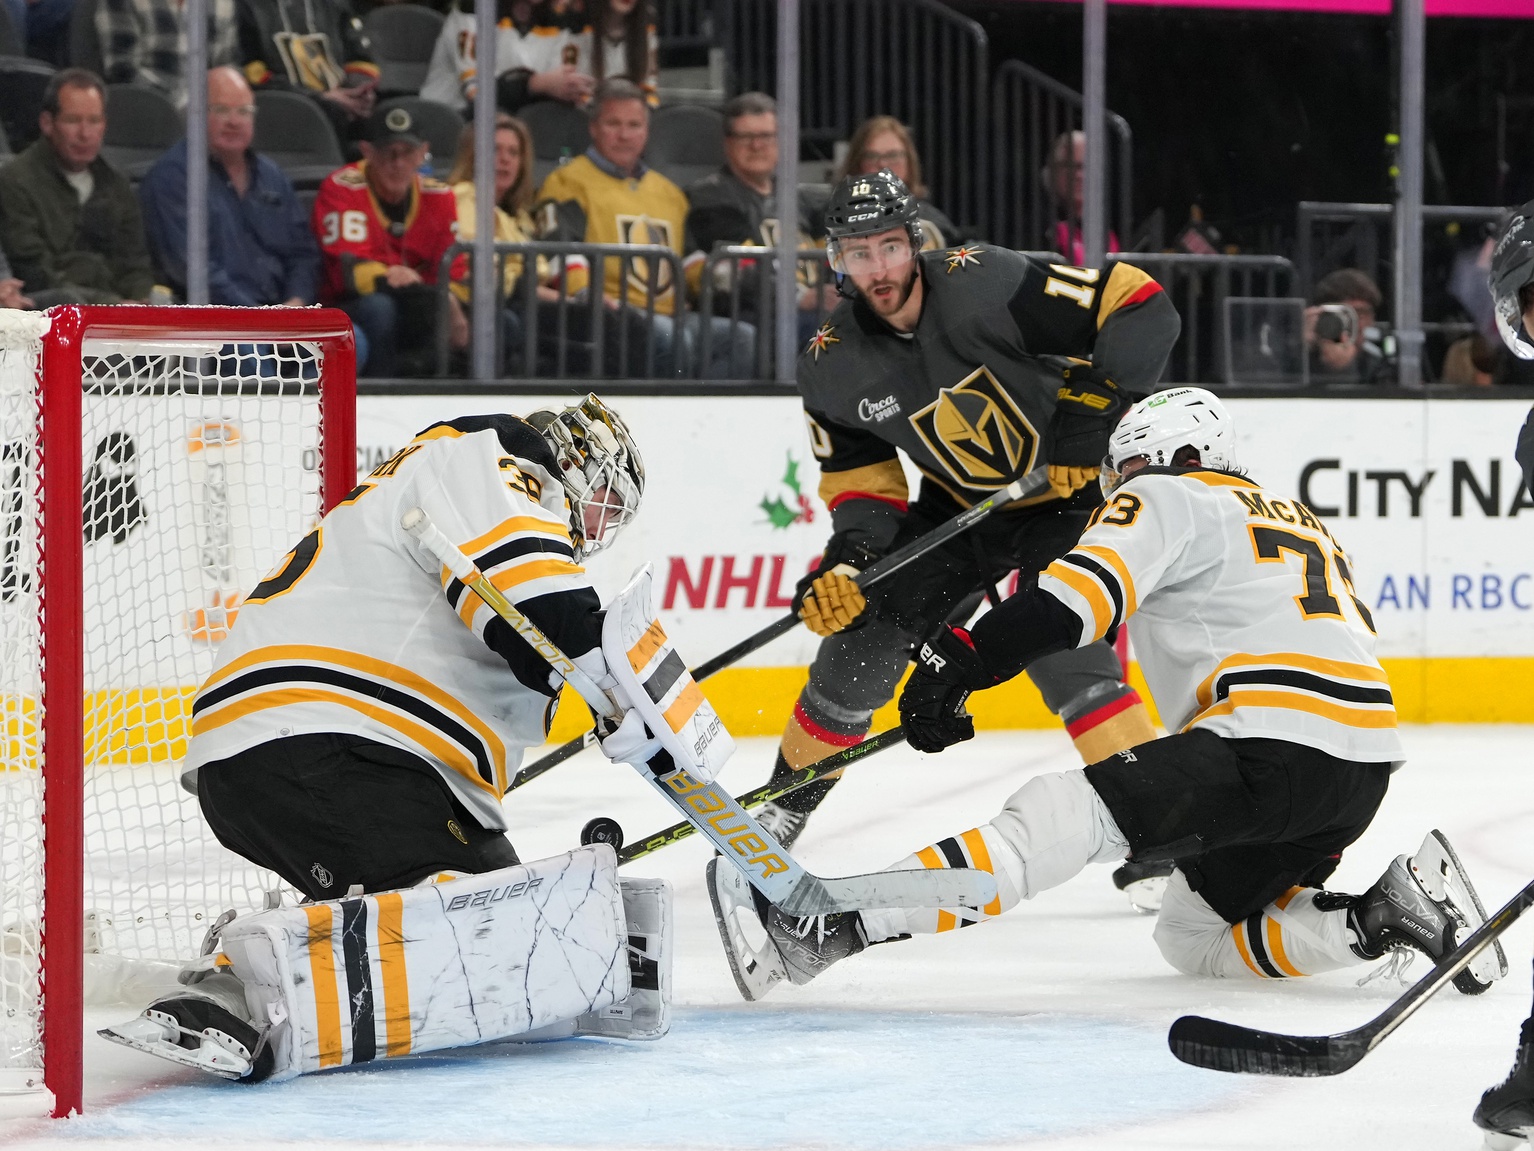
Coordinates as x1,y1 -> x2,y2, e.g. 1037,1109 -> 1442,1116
615,215 -> 676,298
910,366 -> 1038,489
806,324 -> 839,361
272,31 -> 345,92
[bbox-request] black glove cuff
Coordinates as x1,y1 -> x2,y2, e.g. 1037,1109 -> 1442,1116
915,626 -> 1000,691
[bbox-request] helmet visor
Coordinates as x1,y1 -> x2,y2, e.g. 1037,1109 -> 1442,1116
1099,455 -> 1123,498
827,230 -> 916,277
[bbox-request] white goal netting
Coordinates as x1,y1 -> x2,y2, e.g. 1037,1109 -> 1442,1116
0,311 -> 335,1079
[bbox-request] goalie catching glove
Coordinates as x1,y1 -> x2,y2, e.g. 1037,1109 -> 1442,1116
898,625 -> 1000,753
1048,362 -> 1133,500
796,531 -> 882,637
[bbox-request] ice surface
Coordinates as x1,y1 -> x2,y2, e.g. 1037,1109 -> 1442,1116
3,725 -> 1531,1150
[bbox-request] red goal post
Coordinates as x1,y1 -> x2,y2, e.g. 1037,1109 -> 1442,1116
1,306 -> 356,1117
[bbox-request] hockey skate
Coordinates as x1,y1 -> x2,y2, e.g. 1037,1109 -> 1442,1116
755,802 -> 810,851
1112,859 -> 1174,915
1341,829 -> 1507,994
1476,1040 -> 1534,1150
706,857 -> 867,1002
99,987 -> 274,1083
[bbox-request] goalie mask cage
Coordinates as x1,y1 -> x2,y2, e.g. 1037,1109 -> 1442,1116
0,306 -> 356,1116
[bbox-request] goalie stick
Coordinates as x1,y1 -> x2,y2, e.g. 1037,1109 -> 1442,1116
505,463 -> 1051,793
401,508 -> 995,919
608,727 -> 909,864
1168,875 -> 1534,1078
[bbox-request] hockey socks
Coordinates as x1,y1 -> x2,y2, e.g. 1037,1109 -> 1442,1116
862,769 -> 1129,941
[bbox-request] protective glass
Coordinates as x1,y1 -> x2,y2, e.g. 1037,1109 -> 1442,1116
826,231 -> 915,277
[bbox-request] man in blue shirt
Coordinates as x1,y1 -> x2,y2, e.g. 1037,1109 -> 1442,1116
140,66 -> 320,308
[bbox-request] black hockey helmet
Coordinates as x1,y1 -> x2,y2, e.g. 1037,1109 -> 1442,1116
1492,200 -> 1534,360
824,169 -> 924,295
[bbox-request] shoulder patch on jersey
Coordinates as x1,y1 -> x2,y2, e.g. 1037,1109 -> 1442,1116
806,324 -> 840,361
419,415 -> 560,475
944,245 -> 984,273
331,166 -> 368,189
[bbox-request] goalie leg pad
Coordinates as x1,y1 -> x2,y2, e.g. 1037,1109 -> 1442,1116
212,845 -> 632,1080
572,876 -> 673,1041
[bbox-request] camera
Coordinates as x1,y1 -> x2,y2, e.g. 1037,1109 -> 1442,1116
1314,303 -> 1358,344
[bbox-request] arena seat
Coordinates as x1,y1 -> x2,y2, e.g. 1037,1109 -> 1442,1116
0,57 -> 54,151
252,89 -> 345,189
104,84 -> 183,179
364,5 -> 444,97
646,104 -> 724,188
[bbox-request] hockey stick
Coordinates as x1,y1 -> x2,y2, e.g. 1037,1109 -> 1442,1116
1168,875 -> 1534,1077
402,508 -> 995,918
604,726 -> 909,864
508,463 -> 1050,791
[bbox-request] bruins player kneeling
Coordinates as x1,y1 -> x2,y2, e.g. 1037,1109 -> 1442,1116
710,389 -> 1507,1002
102,396 -> 675,1080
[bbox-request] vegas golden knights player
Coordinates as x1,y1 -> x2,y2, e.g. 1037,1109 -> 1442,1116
761,169 -> 1179,858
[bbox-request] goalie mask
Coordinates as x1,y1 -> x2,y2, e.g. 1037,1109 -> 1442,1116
529,395 -> 644,559
1101,388 -> 1234,495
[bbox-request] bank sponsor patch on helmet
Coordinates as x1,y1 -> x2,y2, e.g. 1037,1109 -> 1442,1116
910,366 -> 1039,489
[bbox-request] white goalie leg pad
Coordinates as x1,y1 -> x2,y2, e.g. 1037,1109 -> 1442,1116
214,845 -> 631,1080
1153,869 -> 1361,980
602,564 -> 735,782
861,770 -> 1129,943
571,877 -> 672,1040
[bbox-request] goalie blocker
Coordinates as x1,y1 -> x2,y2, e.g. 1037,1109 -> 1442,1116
100,846 -> 672,1082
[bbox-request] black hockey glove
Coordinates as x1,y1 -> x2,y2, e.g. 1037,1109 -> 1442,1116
1047,363 -> 1132,500
795,530 -> 884,638
898,625 -> 1001,754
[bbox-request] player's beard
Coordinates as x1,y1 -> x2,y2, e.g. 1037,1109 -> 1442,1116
862,263 -> 919,320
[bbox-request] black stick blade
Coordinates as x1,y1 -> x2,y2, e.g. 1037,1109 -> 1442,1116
1168,1015 -> 1363,1077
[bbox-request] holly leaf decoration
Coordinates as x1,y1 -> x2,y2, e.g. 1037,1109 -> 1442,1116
782,454 -> 803,498
759,495 -> 799,529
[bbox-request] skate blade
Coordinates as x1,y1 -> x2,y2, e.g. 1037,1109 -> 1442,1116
98,1016 -> 250,1081
1414,830 -> 1508,988
1123,875 -> 1168,915
1484,1130 -> 1534,1150
705,858 -> 787,1003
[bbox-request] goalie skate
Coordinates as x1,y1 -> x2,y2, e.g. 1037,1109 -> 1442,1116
707,857 -> 788,1001
99,995 -> 273,1082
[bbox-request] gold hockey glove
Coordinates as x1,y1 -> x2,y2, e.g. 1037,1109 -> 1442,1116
799,565 -> 867,637
1048,363 -> 1134,499
1048,464 -> 1099,500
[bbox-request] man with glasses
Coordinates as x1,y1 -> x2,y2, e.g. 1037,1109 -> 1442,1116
0,68 -> 156,306
683,91 -> 834,348
313,103 -> 468,377
140,67 -> 321,311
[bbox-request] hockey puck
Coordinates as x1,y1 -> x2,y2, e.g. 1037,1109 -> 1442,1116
581,816 -> 624,850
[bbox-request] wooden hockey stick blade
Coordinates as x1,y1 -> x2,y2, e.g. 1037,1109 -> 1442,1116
616,727 -> 907,864
509,467 -> 1047,792
1168,875 -> 1534,1077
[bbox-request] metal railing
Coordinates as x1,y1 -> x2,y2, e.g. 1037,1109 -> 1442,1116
990,60 -> 1133,255
658,0 -> 716,53
435,242 -> 687,380
1296,201 -> 1504,302
694,245 -> 836,379
1109,253 -> 1296,385
726,0 -> 990,241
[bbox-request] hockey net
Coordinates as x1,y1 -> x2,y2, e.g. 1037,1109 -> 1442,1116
0,306 -> 356,1115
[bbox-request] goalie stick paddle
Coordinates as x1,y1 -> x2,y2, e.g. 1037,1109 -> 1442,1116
401,509 -> 995,918
615,727 -> 908,864
1168,875 -> 1534,1078
507,463 -> 1051,792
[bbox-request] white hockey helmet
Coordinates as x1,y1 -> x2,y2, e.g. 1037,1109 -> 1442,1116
529,394 -> 645,559
1101,387 -> 1234,495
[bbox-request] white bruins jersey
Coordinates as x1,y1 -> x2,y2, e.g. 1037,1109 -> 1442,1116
1038,468 -> 1403,766
183,417 -> 598,830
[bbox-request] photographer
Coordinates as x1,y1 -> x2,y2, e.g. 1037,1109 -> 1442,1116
1304,268 -> 1387,383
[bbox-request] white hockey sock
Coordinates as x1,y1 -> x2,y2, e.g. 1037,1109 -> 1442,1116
862,770 -> 1128,942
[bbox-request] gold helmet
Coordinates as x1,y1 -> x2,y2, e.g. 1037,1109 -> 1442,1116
529,394 -> 645,559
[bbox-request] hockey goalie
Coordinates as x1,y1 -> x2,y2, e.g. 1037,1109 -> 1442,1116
102,395 -> 677,1082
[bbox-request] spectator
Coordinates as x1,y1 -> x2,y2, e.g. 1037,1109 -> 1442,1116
684,91 -> 833,342
832,115 -> 956,250
0,69 -> 155,305
139,67 -> 321,308
421,0 -> 592,116
537,78 -> 753,378
238,0 -> 380,154
97,0 -> 239,108
314,103 -> 467,377
1305,267 -> 1385,383
571,0 -> 657,105
1042,129 -> 1121,265
0,245 -> 34,310
1441,332 -> 1496,387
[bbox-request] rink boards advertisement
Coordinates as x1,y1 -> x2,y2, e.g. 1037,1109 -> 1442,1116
355,393 -> 1534,730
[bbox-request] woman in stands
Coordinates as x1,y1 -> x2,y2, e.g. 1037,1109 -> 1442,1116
832,115 -> 957,249
420,0 -> 594,114
571,0 -> 658,106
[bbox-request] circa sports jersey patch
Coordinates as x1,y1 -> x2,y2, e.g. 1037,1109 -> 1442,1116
806,324 -> 839,361
910,366 -> 1039,489
944,245 -> 984,273
857,394 -> 901,423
